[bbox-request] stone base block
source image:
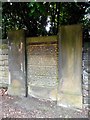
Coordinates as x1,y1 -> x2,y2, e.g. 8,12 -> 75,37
8,80 -> 25,96
28,85 -> 57,101
57,93 -> 82,109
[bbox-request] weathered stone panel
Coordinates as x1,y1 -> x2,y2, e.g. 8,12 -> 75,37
7,30 -> 26,96
27,36 -> 58,100
57,25 -> 82,108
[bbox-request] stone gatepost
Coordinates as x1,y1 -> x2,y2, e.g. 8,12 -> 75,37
7,30 -> 26,96
57,24 -> 83,108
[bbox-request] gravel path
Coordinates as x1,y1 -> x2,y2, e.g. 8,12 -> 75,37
1,95 -> 89,118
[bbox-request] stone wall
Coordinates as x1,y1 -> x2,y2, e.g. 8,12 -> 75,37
82,42 -> 90,106
0,40 -> 9,87
1,34 -> 90,107
26,32 -> 90,108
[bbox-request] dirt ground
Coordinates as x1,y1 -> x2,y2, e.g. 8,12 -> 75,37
0,93 -> 89,119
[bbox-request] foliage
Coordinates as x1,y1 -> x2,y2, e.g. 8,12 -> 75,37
2,2 -> 90,39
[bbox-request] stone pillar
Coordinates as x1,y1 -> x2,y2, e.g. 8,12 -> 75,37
7,30 -> 26,96
57,24 -> 82,108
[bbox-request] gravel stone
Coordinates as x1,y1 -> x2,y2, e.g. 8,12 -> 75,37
1,94 -> 89,118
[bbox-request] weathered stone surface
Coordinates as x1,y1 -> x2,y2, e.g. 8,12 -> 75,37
0,43 -> 9,86
28,85 -> 57,101
0,44 -> 8,49
8,79 -> 25,96
27,37 -> 58,100
2,49 -> 8,55
27,44 -> 57,54
88,91 -> 90,98
83,97 -> 90,104
57,93 -> 82,108
1,27 -> 89,109
28,76 -> 57,87
0,55 -> 8,61
82,42 -> 90,106
27,55 -> 57,66
57,25 -> 82,108
83,89 -> 88,97
83,84 -> 88,91
28,66 -> 57,77
7,30 -> 26,96
0,66 -> 8,71
26,35 -> 57,44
